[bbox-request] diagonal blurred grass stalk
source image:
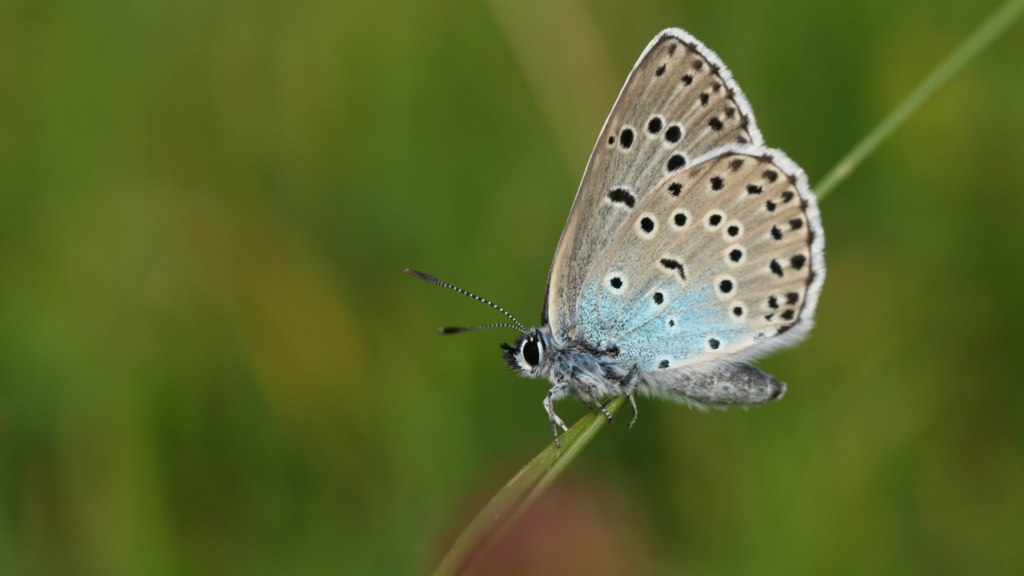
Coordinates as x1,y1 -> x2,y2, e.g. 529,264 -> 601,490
433,2 -> 1024,574
432,397 -> 626,576
815,0 -> 1024,199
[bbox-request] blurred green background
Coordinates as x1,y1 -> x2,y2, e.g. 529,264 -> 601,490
2,0 -> 1023,574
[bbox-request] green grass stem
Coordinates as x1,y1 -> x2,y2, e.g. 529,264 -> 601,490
815,0 -> 1024,199
431,397 -> 625,576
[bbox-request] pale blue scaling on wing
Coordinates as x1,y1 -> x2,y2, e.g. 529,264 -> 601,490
612,272 -> 722,370
575,267 -> 728,371
576,277 -> 607,345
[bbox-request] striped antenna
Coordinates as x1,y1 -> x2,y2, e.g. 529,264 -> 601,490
405,269 -> 528,334
439,323 -> 524,335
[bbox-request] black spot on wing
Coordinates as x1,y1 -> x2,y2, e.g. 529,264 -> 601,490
710,176 -> 724,190
681,74 -> 693,86
666,154 -> 686,172
770,259 -> 784,277
709,117 -> 724,131
668,182 -> 682,197
608,188 -> 635,207
790,254 -> 807,270
619,128 -> 634,149
655,64 -> 666,77
660,258 -> 686,279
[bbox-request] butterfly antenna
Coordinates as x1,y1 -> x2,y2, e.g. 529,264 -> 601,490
439,323 -> 524,335
404,269 -> 528,334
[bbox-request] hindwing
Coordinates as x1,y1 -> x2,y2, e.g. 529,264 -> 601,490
578,146 -> 824,371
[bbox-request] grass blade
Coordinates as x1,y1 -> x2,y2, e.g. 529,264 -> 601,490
815,0 -> 1024,199
431,397 -> 625,576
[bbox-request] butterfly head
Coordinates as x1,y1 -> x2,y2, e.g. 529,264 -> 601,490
501,328 -> 551,377
405,269 -> 550,376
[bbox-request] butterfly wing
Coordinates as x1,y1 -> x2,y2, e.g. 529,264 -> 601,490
580,145 -> 824,376
544,28 -> 764,336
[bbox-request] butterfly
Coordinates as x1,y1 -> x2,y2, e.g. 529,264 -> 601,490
407,28 -> 824,446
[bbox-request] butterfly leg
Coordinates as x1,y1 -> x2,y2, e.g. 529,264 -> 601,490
619,364 -> 641,428
544,384 -> 570,447
576,388 -> 612,420
628,394 -> 639,428
583,386 -> 615,424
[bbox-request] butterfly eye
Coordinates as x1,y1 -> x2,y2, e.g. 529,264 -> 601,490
522,340 -> 540,367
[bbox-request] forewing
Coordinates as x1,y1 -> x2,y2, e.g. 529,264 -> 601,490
578,146 -> 825,371
545,28 -> 764,336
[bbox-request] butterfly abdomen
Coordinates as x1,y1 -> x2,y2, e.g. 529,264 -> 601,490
642,362 -> 786,407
